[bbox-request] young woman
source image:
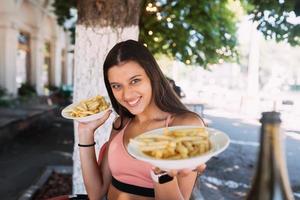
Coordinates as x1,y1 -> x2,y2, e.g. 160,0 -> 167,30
77,40 -> 206,200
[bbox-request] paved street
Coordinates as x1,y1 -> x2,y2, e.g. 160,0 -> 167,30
0,116 -> 74,200
0,107 -> 299,200
196,108 -> 300,200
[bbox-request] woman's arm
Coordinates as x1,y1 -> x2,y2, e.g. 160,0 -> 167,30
153,172 -> 197,200
153,112 -> 205,200
79,140 -> 109,200
78,110 -> 113,200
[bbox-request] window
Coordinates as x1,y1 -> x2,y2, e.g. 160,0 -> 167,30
16,32 -> 31,88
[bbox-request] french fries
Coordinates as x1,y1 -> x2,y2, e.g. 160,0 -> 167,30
66,95 -> 110,118
131,128 -> 211,160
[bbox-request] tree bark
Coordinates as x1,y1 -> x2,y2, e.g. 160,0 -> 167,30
77,0 -> 141,27
73,0 -> 142,193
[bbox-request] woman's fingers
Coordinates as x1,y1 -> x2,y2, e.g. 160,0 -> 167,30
152,167 -> 177,177
194,164 -> 206,175
178,169 -> 193,176
167,169 -> 178,177
152,167 -> 162,174
177,164 -> 207,177
155,168 -> 192,177
97,109 -> 113,124
153,163 -> 207,178
78,110 -> 113,133
85,109 -> 112,124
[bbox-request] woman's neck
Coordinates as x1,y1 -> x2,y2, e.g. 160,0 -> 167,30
134,103 -> 169,124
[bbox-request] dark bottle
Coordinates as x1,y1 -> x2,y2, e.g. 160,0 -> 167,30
246,111 -> 294,200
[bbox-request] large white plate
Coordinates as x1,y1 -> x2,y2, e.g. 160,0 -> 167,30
61,99 -> 111,123
127,126 -> 230,170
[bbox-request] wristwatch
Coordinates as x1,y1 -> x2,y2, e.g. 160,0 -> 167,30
150,170 -> 174,184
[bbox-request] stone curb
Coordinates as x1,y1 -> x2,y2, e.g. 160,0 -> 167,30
18,165 -> 73,200
0,105 -> 58,147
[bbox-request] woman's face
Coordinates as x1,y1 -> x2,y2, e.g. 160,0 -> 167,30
108,61 -> 153,115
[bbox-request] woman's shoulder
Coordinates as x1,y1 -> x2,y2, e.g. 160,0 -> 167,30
112,116 -> 131,131
110,116 -> 130,139
171,112 -> 204,127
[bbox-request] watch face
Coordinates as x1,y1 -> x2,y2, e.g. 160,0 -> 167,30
158,174 -> 174,184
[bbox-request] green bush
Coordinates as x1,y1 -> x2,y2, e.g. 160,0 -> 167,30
59,85 -> 73,99
47,85 -> 59,92
0,99 -> 10,107
0,87 -> 12,107
0,87 -> 6,97
18,83 -> 37,97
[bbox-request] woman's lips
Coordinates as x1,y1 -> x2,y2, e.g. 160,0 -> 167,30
126,97 -> 141,107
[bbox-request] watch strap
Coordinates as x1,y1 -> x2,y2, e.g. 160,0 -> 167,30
150,170 -> 174,184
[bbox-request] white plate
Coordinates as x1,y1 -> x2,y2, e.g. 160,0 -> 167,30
127,126 -> 230,170
61,100 -> 111,123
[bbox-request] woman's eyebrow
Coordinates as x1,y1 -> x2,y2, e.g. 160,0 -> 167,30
110,75 -> 142,85
129,75 -> 142,80
109,81 -> 119,85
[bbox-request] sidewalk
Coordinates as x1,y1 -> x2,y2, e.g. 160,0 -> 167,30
0,102 -> 74,200
0,101 -> 211,200
1,101 -> 298,200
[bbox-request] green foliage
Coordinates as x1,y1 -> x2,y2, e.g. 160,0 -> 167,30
52,0 -> 77,26
0,87 -> 16,107
52,0 -> 299,67
18,83 -> 37,97
0,87 -> 9,107
0,99 -> 10,107
53,85 -> 73,99
47,85 -> 59,92
46,85 -> 72,97
48,85 -> 73,106
243,0 -> 300,46
0,87 -> 6,97
52,0 -> 77,44
139,0 -> 239,67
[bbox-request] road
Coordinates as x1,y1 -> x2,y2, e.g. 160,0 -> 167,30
0,117 -> 74,200
194,108 -> 300,200
0,107 -> 298,200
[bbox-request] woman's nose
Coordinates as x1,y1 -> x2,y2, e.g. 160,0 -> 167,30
123,86 -> 133,100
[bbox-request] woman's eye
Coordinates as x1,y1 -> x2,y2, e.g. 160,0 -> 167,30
131,79 -> 140,84
111,84 -> 121,90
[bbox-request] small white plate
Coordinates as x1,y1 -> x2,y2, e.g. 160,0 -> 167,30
127,126 -> 230,170
61,100 -> 111,123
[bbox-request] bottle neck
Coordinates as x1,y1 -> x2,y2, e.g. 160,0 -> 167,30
260,124 -> 282,165
254,123 -> 294,199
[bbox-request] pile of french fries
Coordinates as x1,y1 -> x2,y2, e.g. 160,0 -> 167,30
131,128 -> 211,160
66,95 -> 110,118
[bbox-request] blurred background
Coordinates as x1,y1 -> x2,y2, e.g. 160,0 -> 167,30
0,0 -> 299,200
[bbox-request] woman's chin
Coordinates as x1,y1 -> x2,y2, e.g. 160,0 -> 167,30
127,106 -> 144,115
128,110 -> 141,115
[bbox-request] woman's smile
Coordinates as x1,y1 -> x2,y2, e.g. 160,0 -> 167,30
108,61 -> 153,115
126,96 -> 142,107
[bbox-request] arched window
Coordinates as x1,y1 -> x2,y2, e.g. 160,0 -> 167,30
16,32 -> 31,89
43,42 -> 51,89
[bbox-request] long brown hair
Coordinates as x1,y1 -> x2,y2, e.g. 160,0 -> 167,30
103,40 -> 193,130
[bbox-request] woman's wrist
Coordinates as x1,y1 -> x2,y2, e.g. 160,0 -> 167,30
150,170 -> 174,184
78,126 -> 96,135
78,141 -> 96,147
78,136 -> 94,144
78,130 -> 95,144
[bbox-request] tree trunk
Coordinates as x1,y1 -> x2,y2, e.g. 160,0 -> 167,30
73,0 -> 142,193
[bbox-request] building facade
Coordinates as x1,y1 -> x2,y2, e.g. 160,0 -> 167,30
0,0 -> 74,96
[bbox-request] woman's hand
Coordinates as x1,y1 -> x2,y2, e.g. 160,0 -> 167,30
161,164 -> 206,177
78,110 -> 113,143
178,164 -> 206,177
